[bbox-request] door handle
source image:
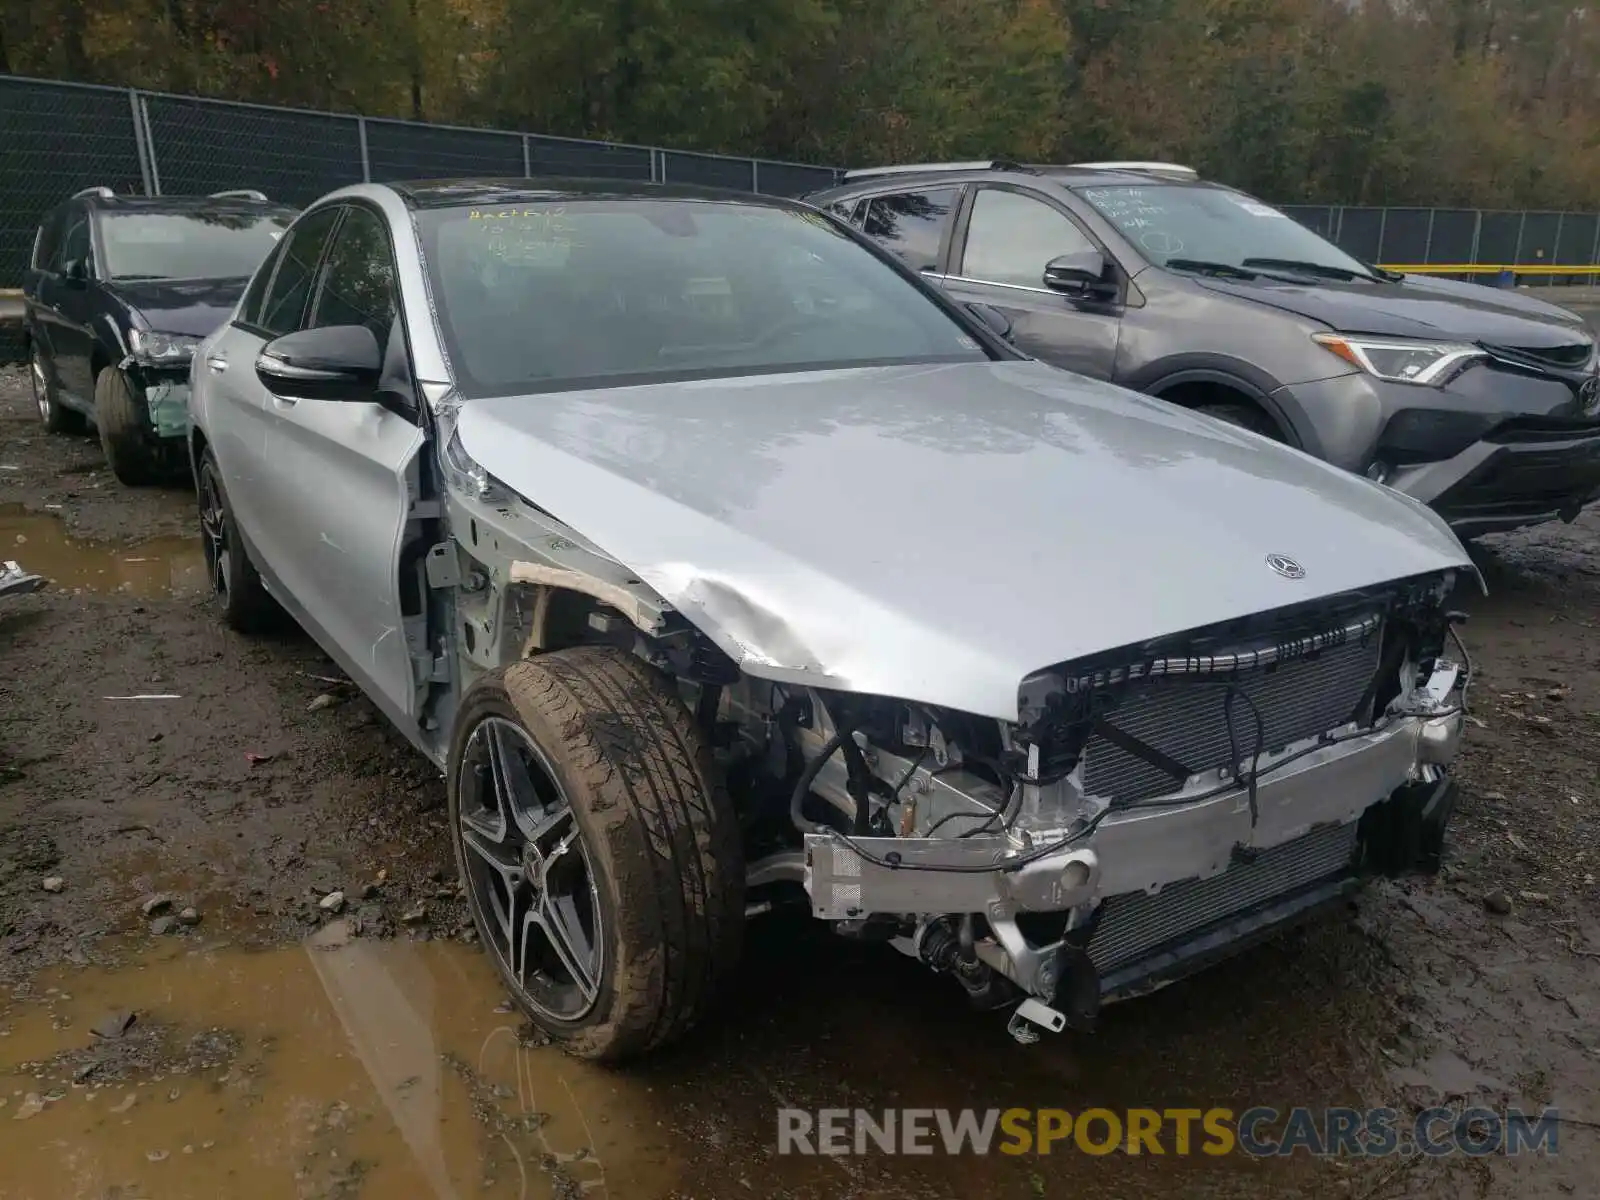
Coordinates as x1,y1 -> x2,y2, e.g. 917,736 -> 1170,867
205,355 -> 228,374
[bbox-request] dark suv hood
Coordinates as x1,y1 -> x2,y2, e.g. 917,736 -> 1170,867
105,277 -> 248,338
1195,272 -> 1593,352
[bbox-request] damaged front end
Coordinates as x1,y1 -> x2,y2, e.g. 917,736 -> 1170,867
433,411 -> 1470,1046
122,330 -> 201,442
753,576 -> 1467,1042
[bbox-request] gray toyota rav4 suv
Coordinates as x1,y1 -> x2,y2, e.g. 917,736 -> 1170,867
808,161 -> 1600,537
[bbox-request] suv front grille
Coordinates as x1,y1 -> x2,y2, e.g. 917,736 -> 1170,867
1484,341 -> 1595,373
1081,631 -> 1382,804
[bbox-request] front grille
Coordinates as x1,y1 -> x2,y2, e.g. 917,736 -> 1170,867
1484,341 -> 1595,372
1081,633 -> 1382,804
1087,821 -> 1360,973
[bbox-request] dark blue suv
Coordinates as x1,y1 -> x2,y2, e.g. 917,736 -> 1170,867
23,187 -> 295,484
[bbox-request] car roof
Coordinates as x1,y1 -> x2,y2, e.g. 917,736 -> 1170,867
388,177 -> 808,210
809,164 -> 1219,199
79,193 -> 296,216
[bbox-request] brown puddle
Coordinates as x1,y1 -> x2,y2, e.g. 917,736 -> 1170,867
0,929 -> 684,1200
0,505 -> 206,598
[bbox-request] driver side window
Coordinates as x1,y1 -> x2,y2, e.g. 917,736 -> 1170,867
961,189 -> 1098,288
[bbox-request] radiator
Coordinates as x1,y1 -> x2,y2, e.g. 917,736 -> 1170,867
1083,632 -> 1382,804
1086,820 -> 1361,974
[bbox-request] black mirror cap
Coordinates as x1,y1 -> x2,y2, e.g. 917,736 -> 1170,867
965,302 -> 1015,343
1042,249 -> 1111,295
256,324 -> 382,402
62,258 -> 89,285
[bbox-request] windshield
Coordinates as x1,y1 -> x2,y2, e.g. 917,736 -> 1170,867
416,199 -> 990,397
1076,184 -> 1373,277
98,210 -> 294,280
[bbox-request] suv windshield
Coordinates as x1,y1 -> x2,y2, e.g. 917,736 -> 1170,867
1076,184 -> 1374,278
416,199 -> 990,397
98,209 -> 294,280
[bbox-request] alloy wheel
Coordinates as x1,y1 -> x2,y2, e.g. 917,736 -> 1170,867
197,467 -> 231,602
30,350 -> 49,423
456,717 -> 604,1022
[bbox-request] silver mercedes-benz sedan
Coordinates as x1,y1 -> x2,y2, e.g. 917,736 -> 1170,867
187,179 -> 1473,1061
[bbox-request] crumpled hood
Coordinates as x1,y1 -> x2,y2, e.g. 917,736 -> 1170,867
1194,272 -> 1593,348
457,359 -> 1473,720
106,276 -> 248,338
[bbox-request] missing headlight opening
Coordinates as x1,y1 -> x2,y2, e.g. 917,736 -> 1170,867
440,461 -> 1469,1046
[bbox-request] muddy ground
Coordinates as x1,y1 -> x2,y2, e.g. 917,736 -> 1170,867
2,347 -> 1600,1199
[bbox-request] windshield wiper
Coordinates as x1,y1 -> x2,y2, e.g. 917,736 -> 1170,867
1165,258 -> 1258,280
1241,257 -> 1381,283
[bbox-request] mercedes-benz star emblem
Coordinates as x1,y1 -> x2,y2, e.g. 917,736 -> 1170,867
1581,374 -> 1600,416
1266,553 -> 1306,580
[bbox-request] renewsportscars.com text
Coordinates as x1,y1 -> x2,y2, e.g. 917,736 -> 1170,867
776,1106 -> 1560,1158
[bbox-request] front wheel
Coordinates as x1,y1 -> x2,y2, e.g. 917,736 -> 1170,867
1195,401 -> 1283,441
448,647 -> 744,1062
197,447 -> 280,633
94,366 -> 161,486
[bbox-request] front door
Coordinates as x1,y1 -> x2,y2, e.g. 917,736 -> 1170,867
202,204 -> 344,564
937,185 -> 1124,380
254,202 -> 425,720
51,211 -> 99,403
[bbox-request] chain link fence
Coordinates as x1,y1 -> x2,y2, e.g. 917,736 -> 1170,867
3,71 -> 1597,303
0,73 -> 843,293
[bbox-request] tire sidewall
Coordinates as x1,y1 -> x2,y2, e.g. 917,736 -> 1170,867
446,671 -> 630,1040
95,367 -> 157,484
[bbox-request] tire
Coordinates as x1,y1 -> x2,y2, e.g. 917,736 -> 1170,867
30,344 -> 84,435
1195,401 -> 1282,441
196,447 -> 280,634
94,366 -> 161,486
448,647 -> 744,1062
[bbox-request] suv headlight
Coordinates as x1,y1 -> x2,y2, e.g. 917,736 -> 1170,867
129,329 -> 201,365
1313,333 -> 1483,386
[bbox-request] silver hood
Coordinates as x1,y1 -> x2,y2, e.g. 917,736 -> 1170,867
456,359 -> 1473,721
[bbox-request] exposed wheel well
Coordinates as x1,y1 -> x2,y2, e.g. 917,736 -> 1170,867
1153,379 -> 1290,442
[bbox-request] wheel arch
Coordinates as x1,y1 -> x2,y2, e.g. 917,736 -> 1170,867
1134,356 -> 1303,448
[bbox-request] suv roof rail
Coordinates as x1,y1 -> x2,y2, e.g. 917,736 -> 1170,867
71,186 -> 116,200
841,160 -> 1033,182
1066,161 -> 1201,181
208,189 -> 270,202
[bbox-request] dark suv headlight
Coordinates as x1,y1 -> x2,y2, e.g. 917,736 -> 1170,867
129,329 -> 201,365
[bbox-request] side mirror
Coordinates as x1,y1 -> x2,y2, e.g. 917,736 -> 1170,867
62,258 -> 89,286
1043,249 -> 1114,299
256,325 -> 381,402
966,302 -> 1015,343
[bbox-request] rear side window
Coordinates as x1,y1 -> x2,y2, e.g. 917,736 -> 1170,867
861,189 -> 958,271
309,206 -> 398,352
255,206 -> 342,337
961,188 -> 1099,287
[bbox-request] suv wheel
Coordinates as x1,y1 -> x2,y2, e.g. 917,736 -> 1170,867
94,367 -> 162,486
197,447 -> 280,633
1195,401 -> 1283,441
31,346 -> 84,435
448,647 -> 744,1062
